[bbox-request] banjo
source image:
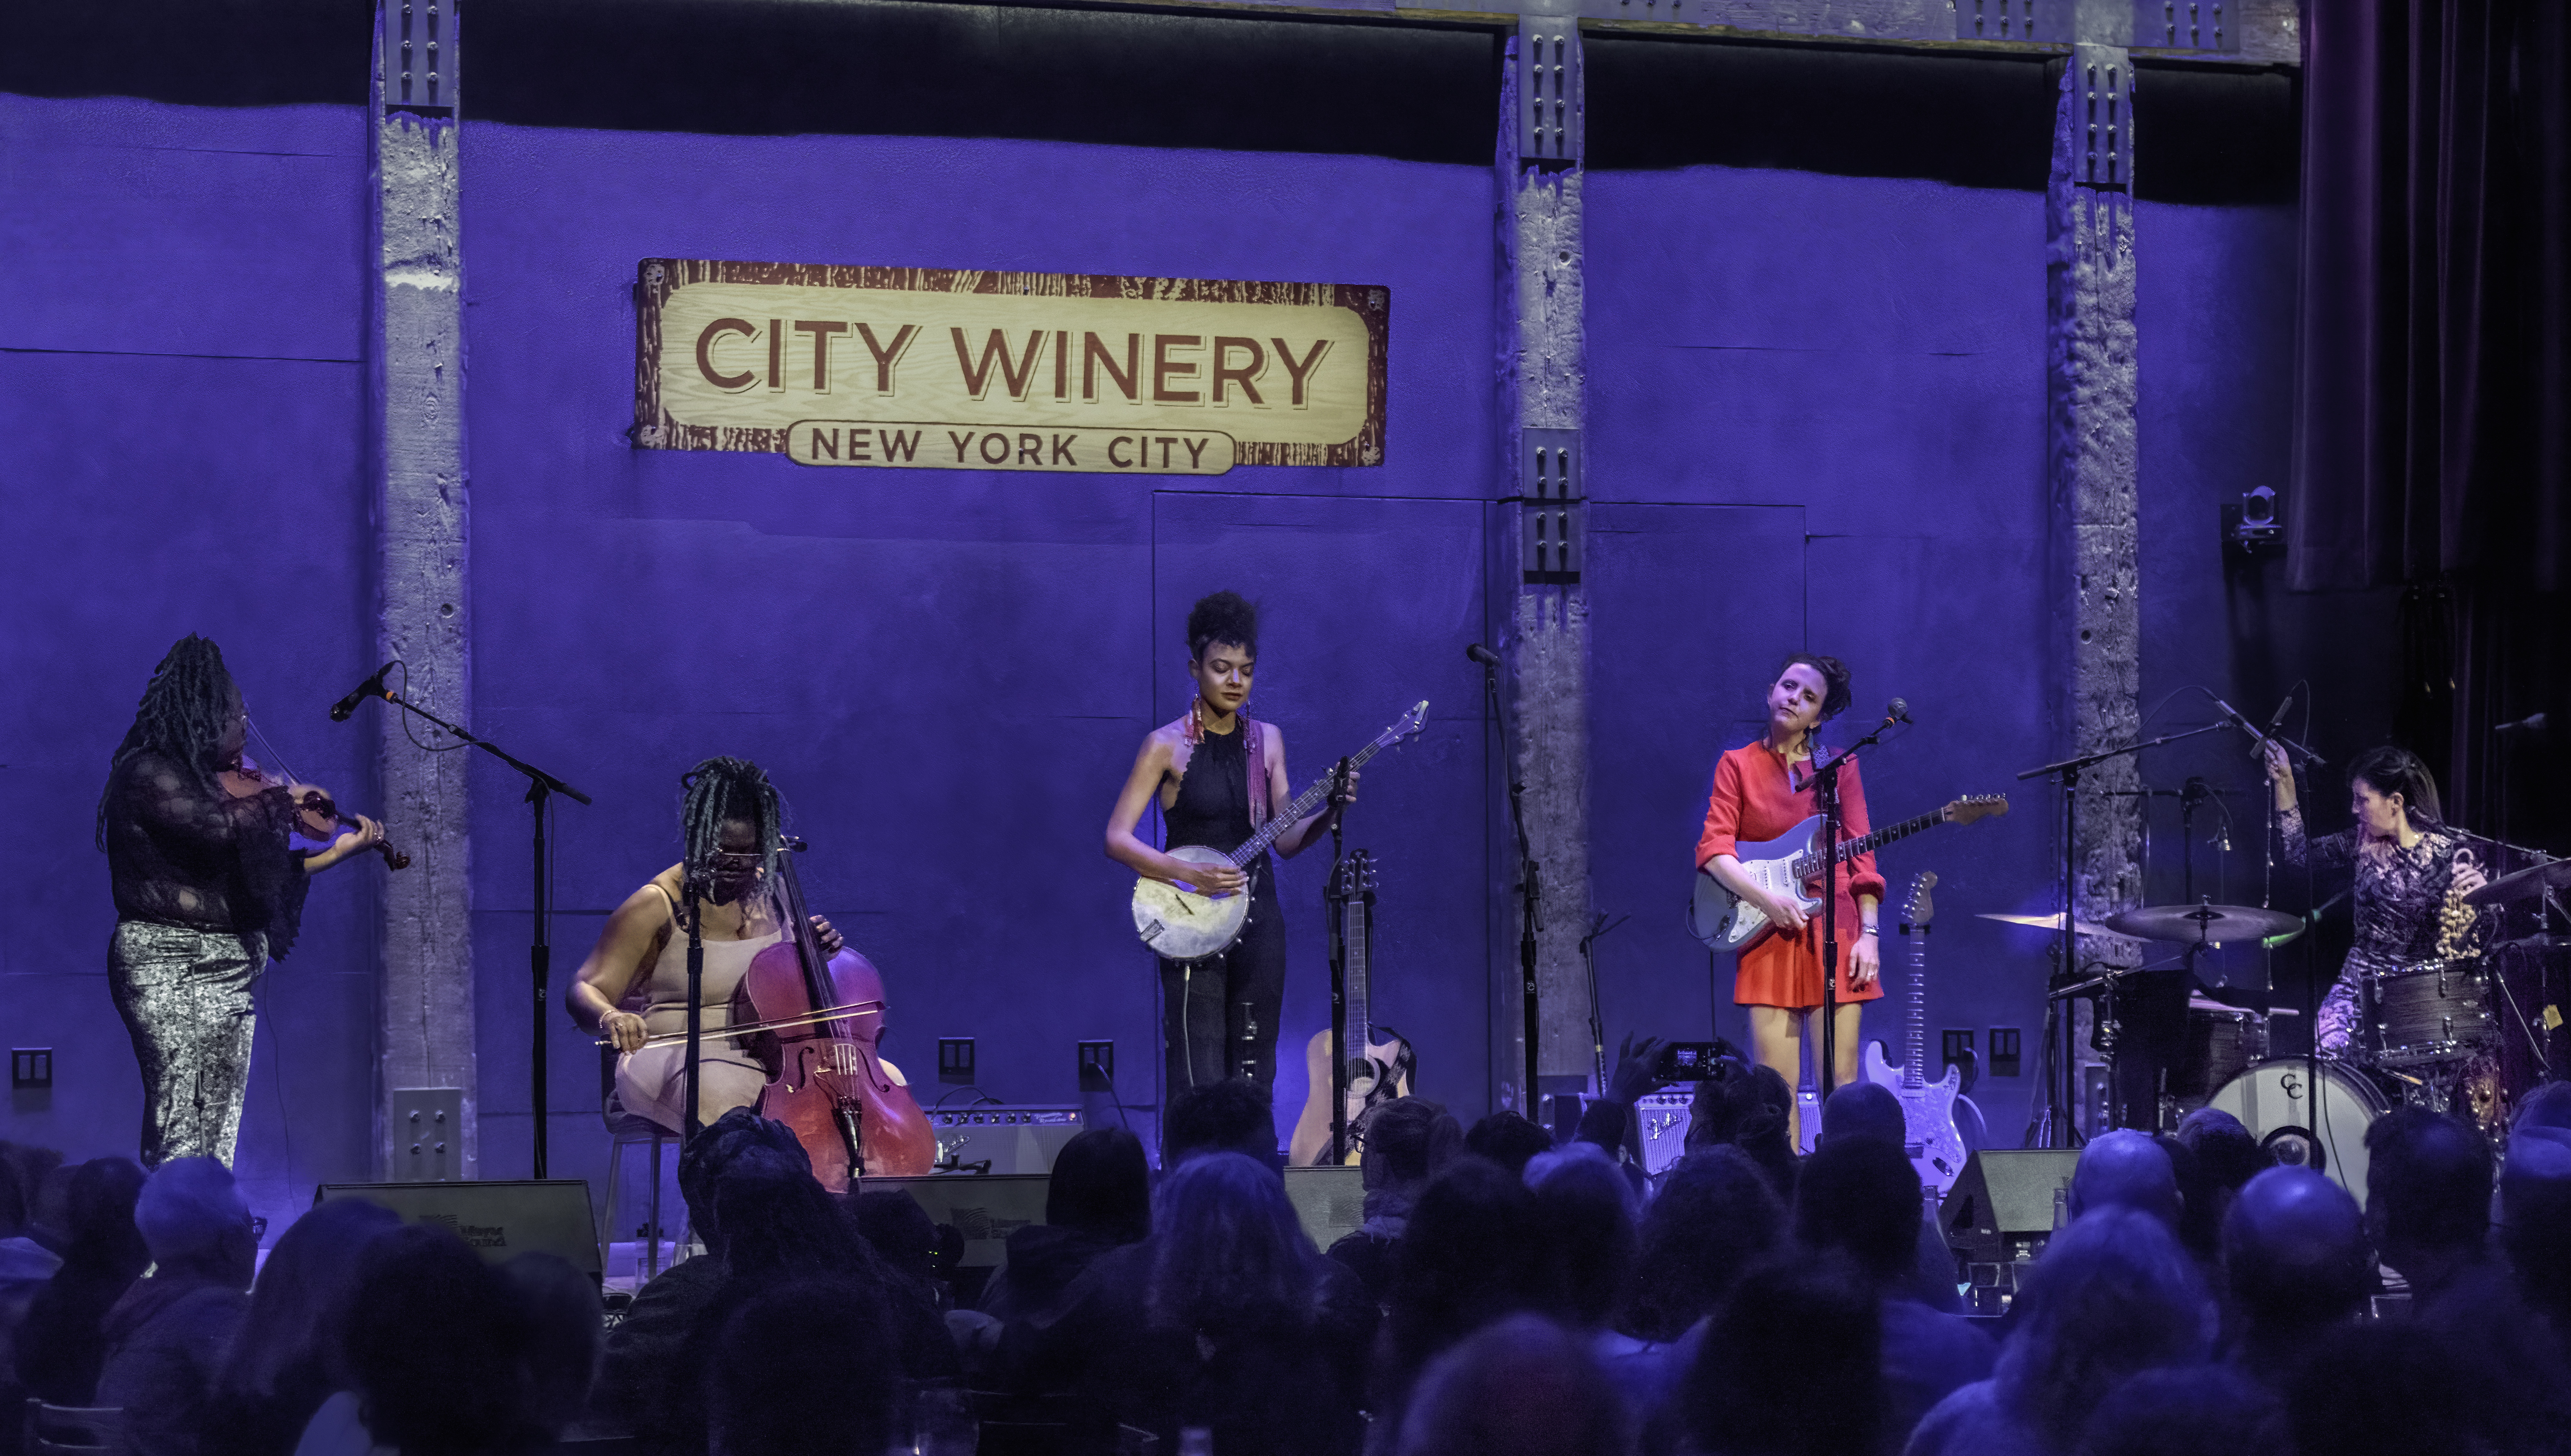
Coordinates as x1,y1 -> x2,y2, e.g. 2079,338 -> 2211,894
1131,700 -> 1427,962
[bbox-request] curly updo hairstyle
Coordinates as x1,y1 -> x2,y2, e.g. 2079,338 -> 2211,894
1775,652 -> 1854,724
1187,590 -> 1259,661
2347,745 -> 2444,827
679,756 -> 785,895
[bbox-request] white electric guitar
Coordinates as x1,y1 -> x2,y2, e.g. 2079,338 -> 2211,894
1690,794 -> 2007,953
1861,870 -> 1969,1196
1131,701 -> 1427,963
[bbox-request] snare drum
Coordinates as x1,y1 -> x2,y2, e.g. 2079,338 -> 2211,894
2205,1057 -> 2390,1206
2169,1001 -> 2270,1104
2360,959 -> 2495,1066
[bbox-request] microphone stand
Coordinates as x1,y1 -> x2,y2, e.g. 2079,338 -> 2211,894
360,689 -> 592,1179
1477,650 -> 1543,1113
2016,718 -> 2227,1148
1804,712 -> 1897,1104
682,880 -> 706,1145
1324,761 -> 1351,1163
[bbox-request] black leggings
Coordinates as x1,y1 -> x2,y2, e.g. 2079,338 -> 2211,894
1158,877 -> 1287,1105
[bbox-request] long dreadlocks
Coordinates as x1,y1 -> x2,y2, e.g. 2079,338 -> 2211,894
679,756 -> 785,897
97,634 -> 240,850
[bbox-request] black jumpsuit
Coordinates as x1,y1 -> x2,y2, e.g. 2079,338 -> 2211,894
1157,723 -> 1287,1107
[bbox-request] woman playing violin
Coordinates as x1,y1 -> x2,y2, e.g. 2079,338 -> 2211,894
95,635 -> 385,1168
566,757 -> 851,1136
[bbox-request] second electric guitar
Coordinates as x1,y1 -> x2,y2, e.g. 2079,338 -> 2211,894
1690,794 -> 2007,953
1859,870 -> 1969,1196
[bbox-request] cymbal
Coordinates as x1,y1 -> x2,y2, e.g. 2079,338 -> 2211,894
2465,857 -> 2571,907
2106,902 -> 2306,945
1978,911 -> 2115,937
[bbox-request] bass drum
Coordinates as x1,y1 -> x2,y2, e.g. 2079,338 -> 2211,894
2205,1058 -> 2390,1206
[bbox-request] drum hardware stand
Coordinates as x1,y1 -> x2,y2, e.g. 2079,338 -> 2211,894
2019,719 -> 2230,1148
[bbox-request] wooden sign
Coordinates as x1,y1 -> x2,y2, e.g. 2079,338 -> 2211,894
634,260 -> 1389,473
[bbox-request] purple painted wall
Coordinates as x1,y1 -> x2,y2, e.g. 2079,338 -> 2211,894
4,89 -> 2316,1211
0,95 -> 375,1225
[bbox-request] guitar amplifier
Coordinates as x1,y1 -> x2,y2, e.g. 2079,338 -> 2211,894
1635,1090 -> 1698,1175
927,1104 -> 1087,1175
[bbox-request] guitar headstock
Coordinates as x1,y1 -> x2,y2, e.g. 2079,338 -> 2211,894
1941,794 -> 2008,827
1375,700 -> 1430,751
1902,870 -> 1938,929
1332,850 -> 1380,903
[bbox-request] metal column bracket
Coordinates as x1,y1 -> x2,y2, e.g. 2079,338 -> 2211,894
2148,1 -> 2234,52
2074,44 -> 2132,190
1955,0 -> 2041,41
1518,17 -> 1580,168
1521,428 -> 1580,584
383,0 -> 457,115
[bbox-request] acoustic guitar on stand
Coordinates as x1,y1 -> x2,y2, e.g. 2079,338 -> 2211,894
1130,701 -> 1427,963
1689,794 -> 2008,953
1289,850 -> 1415,1166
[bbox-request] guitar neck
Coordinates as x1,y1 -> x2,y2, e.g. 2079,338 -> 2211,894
1344,897 -> 1370,1048
1791,807 -> 1947,879
1901,924 -> 1929,1089
1229,739 -> 1385,867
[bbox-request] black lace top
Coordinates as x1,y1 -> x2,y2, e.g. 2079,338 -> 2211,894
2280,807 -> 2463,973
1165,725 -> 1276,894
101,750 -> 310,957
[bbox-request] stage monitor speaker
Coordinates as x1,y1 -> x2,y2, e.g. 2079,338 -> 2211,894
314,1179 -> 599,1282
1939,1150 -> 2079,1265
926,1105 -> 1088,1175
868,1174 -> 1053,1273
1283,1165 -> 1365,1252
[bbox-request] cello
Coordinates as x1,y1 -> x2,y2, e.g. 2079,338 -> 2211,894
725,840 -> 934,1187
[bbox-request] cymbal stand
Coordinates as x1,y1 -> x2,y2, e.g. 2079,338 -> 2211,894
2018,719 -> 2230,1148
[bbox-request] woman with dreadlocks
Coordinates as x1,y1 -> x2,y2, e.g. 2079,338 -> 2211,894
97,635 -> 384,1168
567,757 -> 848,1136
1105,591 -> 1356,1126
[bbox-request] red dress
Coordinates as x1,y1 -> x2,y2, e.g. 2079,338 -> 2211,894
1695,740 -> 1887,1009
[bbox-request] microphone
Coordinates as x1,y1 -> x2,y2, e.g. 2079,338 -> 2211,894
2267,693 -> 2294,732
2496,712 -> 2548,735
1885,698 -> 1914,725
2207,694 -> 2270,746
1465,643 -> 1502,668
329,662 -> 397,722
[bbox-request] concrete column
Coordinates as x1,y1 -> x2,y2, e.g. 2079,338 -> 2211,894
369,3 -> 474,1178
1497,6 -> 1595,1107
2048,30 -> 2143,1120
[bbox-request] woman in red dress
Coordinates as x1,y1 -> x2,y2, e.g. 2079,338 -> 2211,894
1695,654 -> 1885,1150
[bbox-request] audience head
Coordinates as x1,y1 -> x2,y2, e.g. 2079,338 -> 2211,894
1164,1078 -> 1278,1168
1363,1098 -> 1464,1198
1686,1059 -> 1797,1195
134,1155 -> 255,1285
1396,1314 -> 1633,1456
23,1164 -> 79,1254
2361,1107 -> 2491,1266
714,1150 -> 880,1291
504,1252 -> 602,1435
1996,1209 -> 2213,1453
1683,1254 -> 1881,1456
2222,1167 -> 2368,1332
348,1223 -> 538,1455
1619,1145 -> 1784,1342
1793,1131 -> 1924,1289
1147,1151 -> 1317,1340
677,1108 -> 810,1256
2072,1365 -> 2285,1456
2154,1133 -> 2222,1263
707,1279 -> 896,1456
1819,1081 -> 1904,1146
1462,1112 -> 1552,1178
2499,1123 -> 2571,1331
60,1155 -> 150,1275
852,1189 -> 938,1286
2514,1080 -> 2571,1133
1043,1125 -> 1151,1243
2068,1129 -> 2181,1226
218,1195 -> 403,1401
2173,1107 -> 2271,1194
2287,1322 -> 2487,1456
1388,1157 -> 1544,1378
1521,1142 -> 1637,1329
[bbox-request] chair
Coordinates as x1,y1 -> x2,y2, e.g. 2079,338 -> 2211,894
23,1401 -> 121,1456
600,1094 -> 689,1283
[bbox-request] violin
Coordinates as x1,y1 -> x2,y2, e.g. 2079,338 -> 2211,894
219,754 -> 411,870
726,840 -> 933,1188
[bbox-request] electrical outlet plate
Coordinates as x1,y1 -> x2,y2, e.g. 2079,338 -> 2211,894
1077,1040 -> 1114,1084
938,1037 -> 977,1085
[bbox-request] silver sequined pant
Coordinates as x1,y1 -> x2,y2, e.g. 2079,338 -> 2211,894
108,921 -> 265,1169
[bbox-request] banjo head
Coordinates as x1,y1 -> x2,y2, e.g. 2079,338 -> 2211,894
1132,846 -> 1250,962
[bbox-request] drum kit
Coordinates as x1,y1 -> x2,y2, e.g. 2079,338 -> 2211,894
1983,855 -> 2571,1203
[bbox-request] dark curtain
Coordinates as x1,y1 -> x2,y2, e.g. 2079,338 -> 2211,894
2290,0 -> 2570,594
